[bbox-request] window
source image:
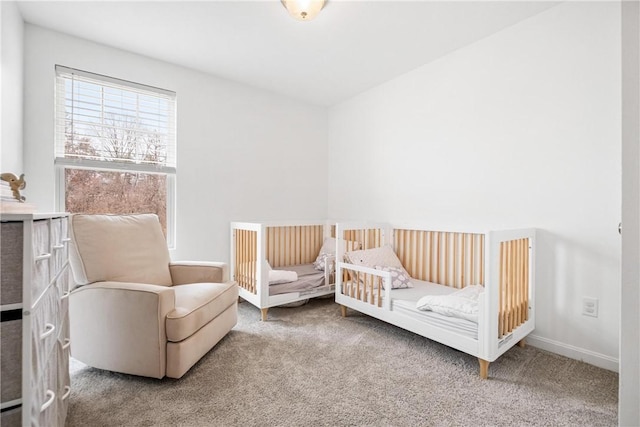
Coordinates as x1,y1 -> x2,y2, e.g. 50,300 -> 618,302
54,66 -> 176,245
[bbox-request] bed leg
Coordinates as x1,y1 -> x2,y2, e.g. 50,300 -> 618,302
260,308 -> 268,322
478,359 -> 490,379
517,339 -> 526,348
340,305 -> 347,318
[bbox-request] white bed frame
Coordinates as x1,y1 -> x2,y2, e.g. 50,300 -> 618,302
230,221 -> 335,321
335,222 -> 536,379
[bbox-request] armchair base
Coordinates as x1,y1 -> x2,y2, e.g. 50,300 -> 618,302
166,302 -> 238,378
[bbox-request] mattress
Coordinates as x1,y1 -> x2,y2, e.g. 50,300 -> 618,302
343,278 -> 479,339
269,264 -> 327,296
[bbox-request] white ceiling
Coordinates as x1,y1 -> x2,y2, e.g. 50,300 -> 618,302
17,1 -> 559,106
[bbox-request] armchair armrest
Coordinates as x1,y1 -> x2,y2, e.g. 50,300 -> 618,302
69,281 -> 176,379
170,261 -> 229,285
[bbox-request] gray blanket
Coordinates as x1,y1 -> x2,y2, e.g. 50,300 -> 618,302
269,264 -> 326,295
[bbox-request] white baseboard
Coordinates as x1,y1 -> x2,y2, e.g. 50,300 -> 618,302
526,334 -> 619,373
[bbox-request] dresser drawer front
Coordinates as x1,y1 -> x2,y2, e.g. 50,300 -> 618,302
51,218 -> 69,277
57,284 -> 70,346
31,220 -> 51,301
56,342 -> 70,427
0,319 -> 22,402
31,288 -> 60,376
1,214 -> 69,427
0,406 -> 22,427
1,222 -> 24,305
33,348 -> 58,427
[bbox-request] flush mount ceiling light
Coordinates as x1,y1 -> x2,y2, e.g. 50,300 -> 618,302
281,0 -> 326,21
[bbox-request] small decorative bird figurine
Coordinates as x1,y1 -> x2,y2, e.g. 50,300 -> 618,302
1,173 -> 27,202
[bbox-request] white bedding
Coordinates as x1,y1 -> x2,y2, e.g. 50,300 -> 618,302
268,269 -> 298,284
342,279 -> 480,339
416,285 -> 483,323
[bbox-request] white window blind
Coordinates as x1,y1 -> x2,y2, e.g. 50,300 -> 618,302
54,65 -> 177,247
55,65 -> 176,173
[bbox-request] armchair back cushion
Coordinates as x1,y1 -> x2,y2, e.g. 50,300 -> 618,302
69,214 -> 173,286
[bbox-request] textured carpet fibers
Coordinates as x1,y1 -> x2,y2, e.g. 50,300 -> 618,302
67,299 -> 618,426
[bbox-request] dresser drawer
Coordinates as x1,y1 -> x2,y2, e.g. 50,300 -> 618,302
51,218 -> 69,276
55,269 -> 71,303
31,288 -> 60,375
0,406 -> 22,427
0,214 -> 69,427
58,286 -> 70,346
33,349 -> 58,427
0,319 -> 22,402
1,222 -> 24,305
31,220 -> 51,301
56,342 -> 71,427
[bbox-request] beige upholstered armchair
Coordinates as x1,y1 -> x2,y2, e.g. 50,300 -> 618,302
67,214 -> 238,379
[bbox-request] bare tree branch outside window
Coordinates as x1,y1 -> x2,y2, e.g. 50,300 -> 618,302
57,72 -> 175,237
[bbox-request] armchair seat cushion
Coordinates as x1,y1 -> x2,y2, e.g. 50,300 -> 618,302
166,282 -> 238,342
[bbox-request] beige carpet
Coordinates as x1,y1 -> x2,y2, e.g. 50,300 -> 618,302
67,298 -> 618,426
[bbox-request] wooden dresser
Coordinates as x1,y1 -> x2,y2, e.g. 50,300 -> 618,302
1,213 -> 71,427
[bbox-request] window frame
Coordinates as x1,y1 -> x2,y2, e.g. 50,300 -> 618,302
54,65 -> 177,248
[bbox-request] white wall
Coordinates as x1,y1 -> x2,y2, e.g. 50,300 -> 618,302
328,2 -> 621,369
620,0 -> 640,423
1,1 -> 24,173
23,25 -> 327,261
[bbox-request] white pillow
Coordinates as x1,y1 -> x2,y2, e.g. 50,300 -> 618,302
375,265 -> 413,289
345,245 -> 403,269
268,269 -> 298,285
314,237 -> 360,271
314,237 -> 335,271
416,285 -> 484,323
318,237 -> 338,255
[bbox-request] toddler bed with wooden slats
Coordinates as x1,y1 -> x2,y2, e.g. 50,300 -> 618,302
335,222 -> 535,379
231,221 -> 338,321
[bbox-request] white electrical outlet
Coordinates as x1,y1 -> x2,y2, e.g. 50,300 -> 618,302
582,297 -> 599,318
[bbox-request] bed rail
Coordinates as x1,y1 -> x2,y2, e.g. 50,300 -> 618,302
232,222 -> 329,295
394,229 -> 484,289
497,237 -> 531,338
338,263 -> 392,309
342,227 -> 383,250
233,226 -> 259,294
336,223 -> 390,311
266,225 -> 324,268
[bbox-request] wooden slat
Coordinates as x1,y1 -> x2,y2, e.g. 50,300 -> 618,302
418,230 -> 425,281
496,237 -> 530,338
250,229 -> 256,293
393,229 -> 484,288
427,231 -> 433,282
341,227 -> 496,309
509,240 -> 514,333
234,229 -> 258,295
453,233 -> 458,288
517,240 -> 523,327
471,234 -> 477,285
444,232 -> 450,286
265,225 -> 325,268
480,234 -> 485,286
499,241 -> 505,337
